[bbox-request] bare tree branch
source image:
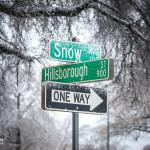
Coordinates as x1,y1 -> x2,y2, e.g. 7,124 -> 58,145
0,0 -> 98,17
127,0 -> 150,28
91,3 -> 149,42
0,44 -> 35,62
97,0 -> 119,14
128,125 -> 150,133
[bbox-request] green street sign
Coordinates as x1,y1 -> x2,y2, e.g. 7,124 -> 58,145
49,39 -> 101,62
42,58 -> 114,83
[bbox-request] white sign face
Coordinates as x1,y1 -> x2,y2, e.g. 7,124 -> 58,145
42,82 -> 107,114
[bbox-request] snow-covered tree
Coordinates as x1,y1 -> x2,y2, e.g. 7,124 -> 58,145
1,0 -> 150,149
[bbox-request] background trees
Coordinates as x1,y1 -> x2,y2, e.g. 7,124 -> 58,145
0,0 -> 150,149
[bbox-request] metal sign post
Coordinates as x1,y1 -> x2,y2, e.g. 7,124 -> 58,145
107,102 -> 110,150
72,112 -> 79,150
41,39 -> 114,150
42,81 -> 107,150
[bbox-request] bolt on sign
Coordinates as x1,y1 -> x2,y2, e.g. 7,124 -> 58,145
41,82 -> 107,114
42,58 -> 114,83
49,39 -> 101,62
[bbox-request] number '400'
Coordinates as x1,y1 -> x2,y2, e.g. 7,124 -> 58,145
97,69 -> 107,78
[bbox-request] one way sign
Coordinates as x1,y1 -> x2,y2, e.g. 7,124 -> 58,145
41,82 -> 107,114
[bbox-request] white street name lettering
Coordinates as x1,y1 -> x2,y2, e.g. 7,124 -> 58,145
44,64 -> 88,81
54,43 -> 82,61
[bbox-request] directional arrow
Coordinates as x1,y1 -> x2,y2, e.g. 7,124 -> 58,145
51,89 -> 103,111
89,89 -> 103,111
42,81 -> 107,114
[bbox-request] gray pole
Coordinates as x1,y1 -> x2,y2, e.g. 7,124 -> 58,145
107,103 -> 110,150
72,37 -> 80,150
72,112 -> 79,150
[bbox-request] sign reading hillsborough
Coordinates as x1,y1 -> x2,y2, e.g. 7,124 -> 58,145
42,58 -> 114,83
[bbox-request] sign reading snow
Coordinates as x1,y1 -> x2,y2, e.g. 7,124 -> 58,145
42,82 -> 107,114
49,39 -> 101,62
